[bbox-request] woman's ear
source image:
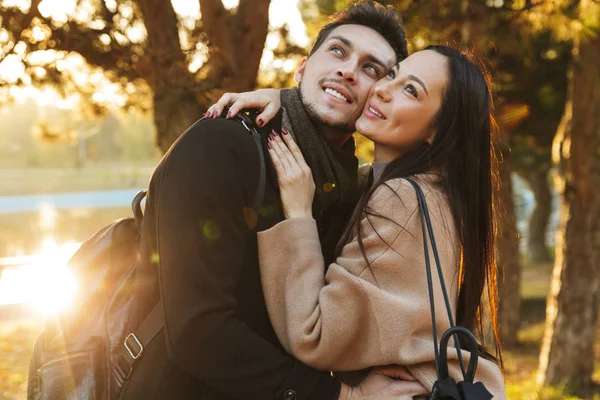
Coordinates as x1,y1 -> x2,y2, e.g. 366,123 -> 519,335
425,128 -> 436,145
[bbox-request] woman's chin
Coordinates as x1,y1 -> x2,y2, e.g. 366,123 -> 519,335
355,116 -> 373,137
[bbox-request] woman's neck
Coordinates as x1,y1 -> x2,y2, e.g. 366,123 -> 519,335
373,144 -> 403,163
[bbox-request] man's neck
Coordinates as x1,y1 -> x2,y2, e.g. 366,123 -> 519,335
320,126 -> 354,148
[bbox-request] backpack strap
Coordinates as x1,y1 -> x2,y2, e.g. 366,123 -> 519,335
113,113 -> 267,388
235,109 -> 267,210
113,301 -> 164,386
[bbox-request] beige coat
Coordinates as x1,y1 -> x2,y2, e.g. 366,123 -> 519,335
258,174 -> 506,398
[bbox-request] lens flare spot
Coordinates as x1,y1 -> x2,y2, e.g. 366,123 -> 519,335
242,207 -> 258,229
323,182 -> 336,193
203,220 -> 221,240
151,252 -> 160,264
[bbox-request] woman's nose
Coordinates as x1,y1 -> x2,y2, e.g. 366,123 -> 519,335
373,79 -> 392,102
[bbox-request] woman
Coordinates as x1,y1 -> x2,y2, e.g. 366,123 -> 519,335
209,45 -> 506,398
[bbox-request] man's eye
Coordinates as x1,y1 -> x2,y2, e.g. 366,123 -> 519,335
364,65 -> 379,76
331,46 -> 343,56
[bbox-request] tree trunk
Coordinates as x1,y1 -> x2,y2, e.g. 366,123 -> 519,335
153,88 -> 205,154
135,0 -> 205,152
537,28 -> 600,391
136,0 -> 271,153
520,162 -> 553,263
496,141 -> 522,347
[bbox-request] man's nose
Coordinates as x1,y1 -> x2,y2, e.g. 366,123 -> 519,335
336,61 -> 357,84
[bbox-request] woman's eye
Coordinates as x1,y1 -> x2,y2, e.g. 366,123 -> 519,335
406,83 -> 418,98
387,69 -> 396,79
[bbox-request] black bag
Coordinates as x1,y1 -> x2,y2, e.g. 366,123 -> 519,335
405,178 -> 493,400
27,114 -> 267,400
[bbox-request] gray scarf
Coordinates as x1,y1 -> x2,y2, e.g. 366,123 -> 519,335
279,88 -> 358,218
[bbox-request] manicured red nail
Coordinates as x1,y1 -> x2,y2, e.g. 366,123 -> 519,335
205,111 -> 211,118
257,118 -> 264,127
267,142 -> 272,149
213,111 -> 219,118
226,111 -> 232,119
282,128 -> 289,135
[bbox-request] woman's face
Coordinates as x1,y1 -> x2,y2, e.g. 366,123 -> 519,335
355,50 -> 449,162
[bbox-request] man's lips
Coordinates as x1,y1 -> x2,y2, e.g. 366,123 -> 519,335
322,83 -> 353,104
365,102 -> 386,119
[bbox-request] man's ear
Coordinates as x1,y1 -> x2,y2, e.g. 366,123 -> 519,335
294,57 -> 308,84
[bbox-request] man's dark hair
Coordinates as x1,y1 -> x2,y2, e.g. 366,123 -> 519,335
309,1 -> 408,62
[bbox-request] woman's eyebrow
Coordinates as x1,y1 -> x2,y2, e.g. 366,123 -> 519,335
409,74 -> 429,95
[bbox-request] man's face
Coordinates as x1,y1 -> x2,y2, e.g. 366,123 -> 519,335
296,24 -> 397,133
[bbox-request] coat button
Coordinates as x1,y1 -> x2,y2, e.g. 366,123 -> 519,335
283,389 -> 297,400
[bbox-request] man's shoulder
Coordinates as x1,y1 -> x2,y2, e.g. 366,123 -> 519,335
151,117 -> 263,184
170,117 -> 259,154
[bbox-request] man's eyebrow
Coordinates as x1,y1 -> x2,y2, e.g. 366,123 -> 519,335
328,35 -> 353,49
328,35 -> 390,70
366,55 -> 390,70
409,74 -> 429,95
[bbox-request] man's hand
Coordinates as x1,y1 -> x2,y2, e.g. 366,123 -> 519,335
339,366 -> 429,400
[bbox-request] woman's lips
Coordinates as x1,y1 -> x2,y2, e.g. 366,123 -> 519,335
364,103 -> 386,119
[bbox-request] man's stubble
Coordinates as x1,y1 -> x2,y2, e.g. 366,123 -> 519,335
299,80 -> 357,135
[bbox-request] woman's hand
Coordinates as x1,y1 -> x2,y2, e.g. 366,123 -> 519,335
267,129 -> 315,219
205,89 -> 281,127
340,366 -> 428,400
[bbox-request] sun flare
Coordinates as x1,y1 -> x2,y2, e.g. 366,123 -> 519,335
0,238 -> 81,314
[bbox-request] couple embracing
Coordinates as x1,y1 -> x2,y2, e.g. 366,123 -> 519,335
120,1 -> 506,399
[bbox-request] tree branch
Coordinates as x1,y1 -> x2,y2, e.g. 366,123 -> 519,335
199,0 -> 237,80
44,20 -> 143,80
0,0 -> 41,65
99,0 -> 118,23
233,0 -> 270,90
133,0 -> 195,89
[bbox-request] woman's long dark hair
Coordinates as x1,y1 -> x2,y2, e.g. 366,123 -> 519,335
337,45 -> 502,364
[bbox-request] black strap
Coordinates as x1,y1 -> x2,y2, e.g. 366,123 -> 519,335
235,110 -> 266,209
405,178 -> 468,379
114,114 -> 267,386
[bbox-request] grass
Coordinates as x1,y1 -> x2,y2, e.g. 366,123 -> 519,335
500,261 -> 600,399
0,311 -> 44,400
503,319 -> 600,399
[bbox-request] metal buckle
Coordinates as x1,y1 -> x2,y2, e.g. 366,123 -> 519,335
240,119 -> 251,132
124,333 -> 144,360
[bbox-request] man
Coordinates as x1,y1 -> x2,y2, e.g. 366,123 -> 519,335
120,2 -> 414,399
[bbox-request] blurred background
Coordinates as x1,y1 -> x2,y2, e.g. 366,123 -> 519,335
0,0 -> 599,399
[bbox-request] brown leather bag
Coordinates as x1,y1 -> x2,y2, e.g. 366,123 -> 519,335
27,191 -> 153,400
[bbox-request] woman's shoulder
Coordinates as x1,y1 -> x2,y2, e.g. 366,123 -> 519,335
369,173 -> 443,207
